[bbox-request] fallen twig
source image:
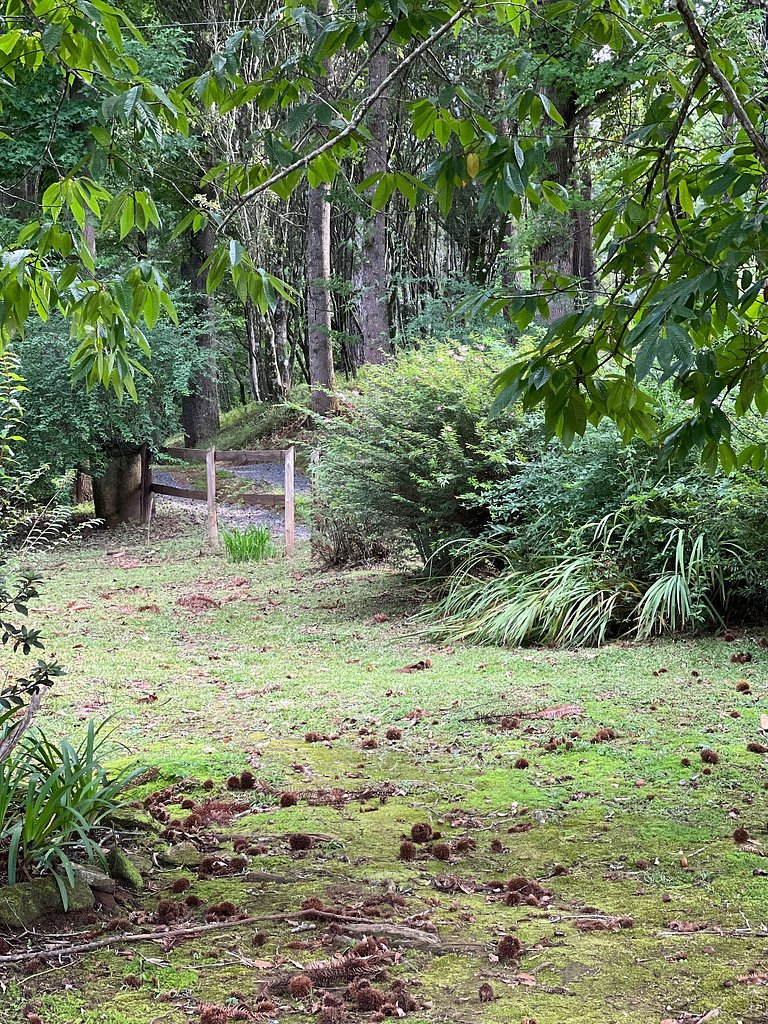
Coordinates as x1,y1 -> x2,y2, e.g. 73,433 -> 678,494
0,908 -> 440,965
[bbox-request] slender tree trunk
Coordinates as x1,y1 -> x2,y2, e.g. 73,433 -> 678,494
306,182 -> 336,413
273,300 -> 291,398
245,300 -> 264,402
353,31 -> 391,364
181,219 -> 220,446
306,0 -> 337,415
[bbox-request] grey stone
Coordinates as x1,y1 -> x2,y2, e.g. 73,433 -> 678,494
73,864 -> 117,893
105,806 -> 159,834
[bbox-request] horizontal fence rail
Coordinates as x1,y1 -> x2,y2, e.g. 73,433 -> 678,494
143,446 -> 296,554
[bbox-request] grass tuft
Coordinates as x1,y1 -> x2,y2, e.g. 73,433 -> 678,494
221,525 -> 277,562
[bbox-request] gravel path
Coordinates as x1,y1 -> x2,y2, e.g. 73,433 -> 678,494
151,463 -> 310,539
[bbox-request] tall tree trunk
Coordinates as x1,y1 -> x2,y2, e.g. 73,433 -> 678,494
353,32 -> 391,364
306,181 -> 336,414
181,219 -> 220,446
306,0 -> 337,415
245,300 -> 264,402
273,300 -> 291,399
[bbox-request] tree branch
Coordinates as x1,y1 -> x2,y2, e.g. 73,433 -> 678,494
675,0 -> 768,172
217,3 -> 475,231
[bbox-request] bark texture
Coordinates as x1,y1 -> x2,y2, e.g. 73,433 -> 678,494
532,87 -> 595,319
92,450 -> 143,528
353,33 -> 391,364
306,0 -> 337,414
306,181 -> 336,414
181,218 -> 220,446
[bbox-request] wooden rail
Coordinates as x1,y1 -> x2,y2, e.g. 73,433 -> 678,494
143,446 -> 296,555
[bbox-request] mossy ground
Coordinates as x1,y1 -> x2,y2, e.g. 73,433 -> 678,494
1,512 -> 767,1024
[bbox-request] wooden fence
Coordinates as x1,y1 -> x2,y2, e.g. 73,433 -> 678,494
143,446 -> 295,554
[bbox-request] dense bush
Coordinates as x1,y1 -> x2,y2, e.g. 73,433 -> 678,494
426,422 -> 768,646
315,343 -> 524,563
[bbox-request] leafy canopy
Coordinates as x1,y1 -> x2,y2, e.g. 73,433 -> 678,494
3,0 -> 768,471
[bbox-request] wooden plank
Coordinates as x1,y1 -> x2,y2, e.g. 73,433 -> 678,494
151,483 -> 207,500
215,449 -> 286,465
161,446 -> 209,463
206,447 -> 220,548
240,493 -> 284,509
284,446 -> 295,556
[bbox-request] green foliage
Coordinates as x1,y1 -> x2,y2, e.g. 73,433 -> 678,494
316,343 -> 523,563
15,311 -> 205,485
1,358 -> 62,751
490,3 -> 768,468
0,722 -> 140,904
221,525 -> 277,563
424,422 -> 768,647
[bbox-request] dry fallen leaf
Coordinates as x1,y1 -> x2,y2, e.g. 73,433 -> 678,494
396,659 -> 432,673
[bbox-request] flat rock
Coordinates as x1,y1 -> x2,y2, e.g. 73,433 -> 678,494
0,877 -> 94,928
158,841 -> 202,868
73,864 -> 116,893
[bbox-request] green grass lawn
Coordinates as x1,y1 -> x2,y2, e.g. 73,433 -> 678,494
2,514 -> 767,1024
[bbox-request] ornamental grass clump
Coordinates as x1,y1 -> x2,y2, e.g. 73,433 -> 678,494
221,525 -> 276,563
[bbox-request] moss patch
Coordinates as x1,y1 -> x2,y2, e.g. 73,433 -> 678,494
1,518 -> 767,1024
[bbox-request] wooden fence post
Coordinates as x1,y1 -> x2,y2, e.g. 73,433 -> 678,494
284,446 -> 295,556
140,446 -> 152,525
206,447 -> 220,548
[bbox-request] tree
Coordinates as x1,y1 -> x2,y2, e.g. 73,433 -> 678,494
3,0 -> 768,477
495,1 -> 768,470
353,28 -> 392,364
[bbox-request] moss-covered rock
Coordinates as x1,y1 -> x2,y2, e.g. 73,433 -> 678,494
158,841 -> 202,868
0,877 -> 94,928
105,806 -> 159,834
106,847 -> 145,891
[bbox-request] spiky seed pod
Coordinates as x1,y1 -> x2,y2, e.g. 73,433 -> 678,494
497,934 -> 523,961
288,974 -> 312,998
410,822 -> 432,843
289,833 -> 313,851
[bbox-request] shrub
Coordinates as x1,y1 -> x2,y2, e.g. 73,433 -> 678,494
222,525 -> 277,562
311,505 -> 390,568
315,343 -> 525,564
14,311 -> 204,492
423,421 -> 768,647
0,722 -> 141,905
